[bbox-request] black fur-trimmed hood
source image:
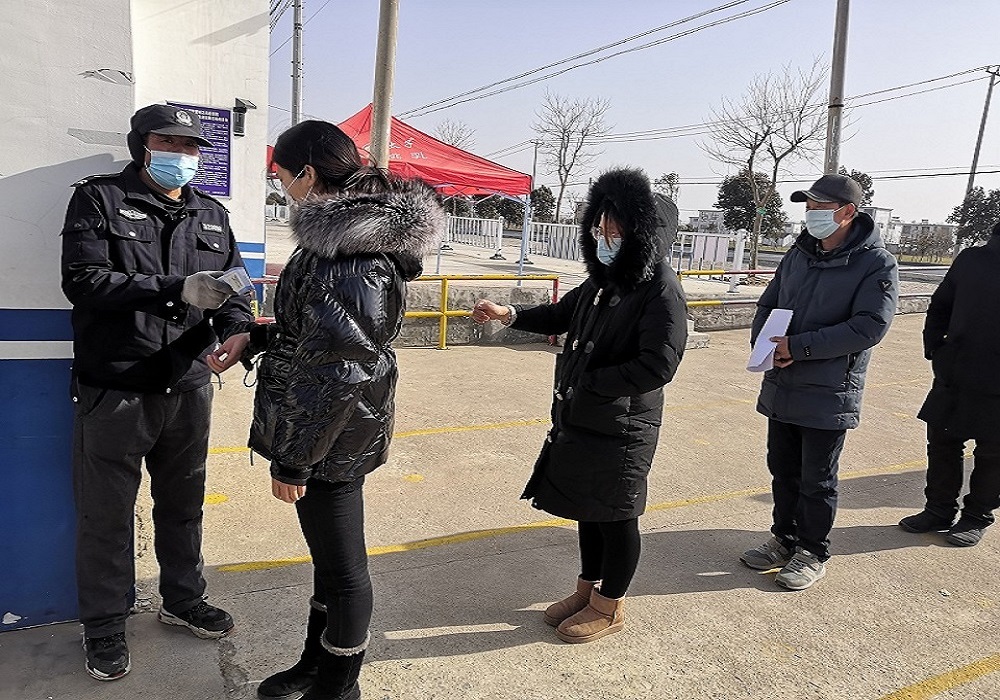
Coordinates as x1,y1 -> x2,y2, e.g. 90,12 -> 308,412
290,178 -> 444,279
579,168 -> 667,292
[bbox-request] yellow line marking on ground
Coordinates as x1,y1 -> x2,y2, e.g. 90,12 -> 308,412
209,398 -> 761,455
204,493 -> 229,505
216,456 -> 928,573
403,474 -> 425,483
878,654 -> 1000,700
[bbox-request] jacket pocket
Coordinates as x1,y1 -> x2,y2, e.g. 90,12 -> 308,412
195,230 -> 231,268
566,386 -> 629,437
108,221 -> 158,272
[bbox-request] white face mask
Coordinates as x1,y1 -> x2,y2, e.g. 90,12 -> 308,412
805,204 -> 847,240
282,167 -> 313,204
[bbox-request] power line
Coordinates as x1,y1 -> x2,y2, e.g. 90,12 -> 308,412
270,0 -> 334,56
397,0 -> 756,118
482,69 -> 992,157
401,0 -> 794,118
270,0 -> 294,30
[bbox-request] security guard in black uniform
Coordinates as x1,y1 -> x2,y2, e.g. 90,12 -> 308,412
60,104 -> 255,681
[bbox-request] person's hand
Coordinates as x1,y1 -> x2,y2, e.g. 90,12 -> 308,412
207,332 -> 250,373
472,299 -> 511,324
771,336 -> 794,368
272,478 -> 306,504
182,271 -> 234,310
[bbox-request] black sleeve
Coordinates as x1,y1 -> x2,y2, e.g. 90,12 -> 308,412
60,186 -> 187,315
923,255 -> 959,360
510,284 -> 584,336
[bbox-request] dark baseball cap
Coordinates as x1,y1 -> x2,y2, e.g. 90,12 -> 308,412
790,174 -> 862,207
129,104 -> 212,148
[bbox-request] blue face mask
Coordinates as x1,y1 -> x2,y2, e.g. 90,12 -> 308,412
596,236 -> 622,265
146,148 -> 199,190
804,205 -> 846,240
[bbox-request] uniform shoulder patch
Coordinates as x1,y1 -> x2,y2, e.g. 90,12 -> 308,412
878,279 -> 893,292
71,173 -> 120,188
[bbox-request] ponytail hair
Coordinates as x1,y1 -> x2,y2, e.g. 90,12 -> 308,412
271,120 -> 395,195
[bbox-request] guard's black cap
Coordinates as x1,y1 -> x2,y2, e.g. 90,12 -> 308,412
790,174 -> 862,207
129,104 -> 212,147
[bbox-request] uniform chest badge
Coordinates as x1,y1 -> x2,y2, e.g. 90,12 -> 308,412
118,208 -> 148,221
201,223 -> 223,233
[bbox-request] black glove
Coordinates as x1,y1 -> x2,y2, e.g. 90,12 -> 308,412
182,271 -> 234,310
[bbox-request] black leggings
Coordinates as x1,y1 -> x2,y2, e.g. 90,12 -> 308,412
577,518 -> 641,599
295,478 -> 372,651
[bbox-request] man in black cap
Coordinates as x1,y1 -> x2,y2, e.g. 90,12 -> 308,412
740,174 -> 898,590
899,219 -> 1000,546
61,104 -> 255,680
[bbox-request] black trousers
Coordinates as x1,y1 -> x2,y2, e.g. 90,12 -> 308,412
925,423 -> 1000,525
577,518 -> 641,599
295,478 -> 372,651
73,383 -> 213,638
766,419 -> 847,562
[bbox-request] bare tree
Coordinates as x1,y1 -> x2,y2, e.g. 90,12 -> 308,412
702,60 -> 828,268
433,119 -> 476,150
653,172 -> 681,202
532,92 -> 611,221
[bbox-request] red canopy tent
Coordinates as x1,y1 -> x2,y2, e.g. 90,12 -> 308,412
336,104 -> 531,198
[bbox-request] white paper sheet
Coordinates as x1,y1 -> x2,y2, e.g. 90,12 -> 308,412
747,308 -> 793,372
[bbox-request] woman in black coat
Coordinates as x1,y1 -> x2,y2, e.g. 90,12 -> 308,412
472,168 -> 687,643
233,121 -> 442,700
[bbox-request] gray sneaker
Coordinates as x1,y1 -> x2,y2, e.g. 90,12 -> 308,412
775,550 -> 826,590
740,536 -> 793,570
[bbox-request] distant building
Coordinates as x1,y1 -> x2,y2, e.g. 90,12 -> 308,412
692,209 -> 727,234
861,206 -> 898,245
897,220 -> 958,260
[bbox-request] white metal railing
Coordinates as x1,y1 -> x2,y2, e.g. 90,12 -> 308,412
670,232 -> 732,274
445,215 -> 504,258
528,222 -> 582,261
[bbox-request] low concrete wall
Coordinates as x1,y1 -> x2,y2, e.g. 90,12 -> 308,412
263,283 -> 931,349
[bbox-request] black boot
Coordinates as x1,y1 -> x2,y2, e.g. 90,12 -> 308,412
258,603 -> 326,700
300,643 -> 365,700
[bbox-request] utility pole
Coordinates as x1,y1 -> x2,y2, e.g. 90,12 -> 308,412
517,140 -> 539,275
824,0 -> 850,174
291,0 -> 304,126
370,0 -> 399,167
966,66 -> 1000,196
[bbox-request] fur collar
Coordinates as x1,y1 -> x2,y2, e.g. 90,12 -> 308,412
290,179 -> 444,270
579,168 -> 668,292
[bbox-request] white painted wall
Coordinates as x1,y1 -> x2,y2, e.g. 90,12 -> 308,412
131,0 -> 270,251
0,0 -> 134,310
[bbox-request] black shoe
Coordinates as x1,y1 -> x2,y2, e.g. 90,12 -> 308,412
84,632 -> 130,681
258,605 -> 326,699
300,647 -> 365,700
899,510 -> 955,533
946,517 -> 988,547
158,600 -> 235,639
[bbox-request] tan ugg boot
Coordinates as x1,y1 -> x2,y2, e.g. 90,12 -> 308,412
543,578 -> 599,627
555,589 -> 625,644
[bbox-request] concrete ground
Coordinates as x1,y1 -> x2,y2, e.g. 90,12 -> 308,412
5,311 -> 1000,700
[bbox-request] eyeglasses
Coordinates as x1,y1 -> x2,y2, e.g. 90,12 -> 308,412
591,226 -> 622,241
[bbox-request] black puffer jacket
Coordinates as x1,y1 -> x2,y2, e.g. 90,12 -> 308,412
918,234 -> 1000,436
249,181 -> 443,485
512,169 -> 688,522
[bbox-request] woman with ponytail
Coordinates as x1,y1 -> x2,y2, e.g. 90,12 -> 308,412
227,120 -> 443,700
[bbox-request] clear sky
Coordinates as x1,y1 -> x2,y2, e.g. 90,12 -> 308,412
268,0 -> 1000,224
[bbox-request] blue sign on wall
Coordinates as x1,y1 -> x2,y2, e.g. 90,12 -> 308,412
168,102 -> 232,198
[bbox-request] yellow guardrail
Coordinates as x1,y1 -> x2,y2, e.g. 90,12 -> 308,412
407,274 -> 561,350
